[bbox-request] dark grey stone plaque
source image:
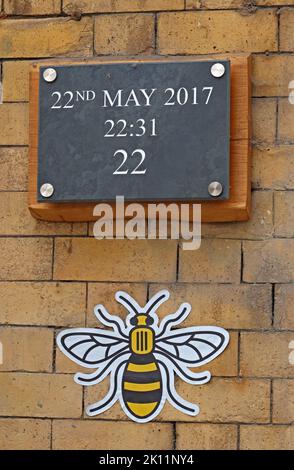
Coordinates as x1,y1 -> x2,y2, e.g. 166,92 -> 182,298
38,60 -> 230,202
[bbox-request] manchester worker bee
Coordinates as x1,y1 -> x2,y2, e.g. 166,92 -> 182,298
57,290 -> 229,423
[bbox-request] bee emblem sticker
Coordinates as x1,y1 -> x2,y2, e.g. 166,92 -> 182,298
57,290 -> 229,423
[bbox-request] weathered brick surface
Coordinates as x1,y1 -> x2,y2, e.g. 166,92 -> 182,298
252,98 -> 277,144
280,8 -> 294,52
179,239 -> 241,283
273,380 -> 294,424
240,425 -> 294,450
0,282 -> 86,326
243,239 -> 294,283
0,373 -> 82,418
278,98 -> 294,142
4,0 -> 61,15
0,147 -> 28,191
0,18 -> 93,58
253,54 -> 294,97
252,146 -> 294,190
64,0 -> 184,14
187,1 -> 294,7
0,418 -> 51,450
0,104 -> 28,145
0,327 -> 53,372
52,420 -> 173,449
54,239 -> 177,281
2,61 -> 31,102
275,284 -> 294,329
158,10 -> 277,54
274,191 -> 294,237
240,332 -> 294,378
176,423 -> 238,450
94,14 -> 154,55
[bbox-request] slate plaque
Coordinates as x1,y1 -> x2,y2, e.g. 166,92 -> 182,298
37,60 -> 230,202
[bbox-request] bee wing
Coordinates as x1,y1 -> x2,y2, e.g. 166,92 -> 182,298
155,326 -> 229,367
57,328 -> 129,369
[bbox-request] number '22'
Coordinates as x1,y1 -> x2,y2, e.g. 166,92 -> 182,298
113,149 -> 146,175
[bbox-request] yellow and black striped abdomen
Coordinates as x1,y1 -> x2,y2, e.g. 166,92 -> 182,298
122,353 -> 162,420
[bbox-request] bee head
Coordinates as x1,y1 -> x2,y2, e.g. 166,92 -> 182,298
130,314 -> 154,327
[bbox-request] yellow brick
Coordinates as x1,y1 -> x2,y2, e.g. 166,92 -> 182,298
0,192 -> 87,236
4,0 -> 61,15
273,380 -> 294,424
278,98 -> 294,142
176,423 -> 238,450
252,145 -> 294,190
179,239 -> 241,283
192,0 -> 294,5
2,61 -> 31,102
0,104 -> 28,145
52,419 -> 173,450
0,282 -> 86,326
0,373 -> 82,418
274,191 -> 294,237
0,147 -> 28,191
0,17 -> 93,58
54,239 -> 177,282
0,327 -> 53,372
252,98 -> 277,144
243,239 -> 294,283
240,332 -> 294,377
240,425 -> 294,450
64,0 -> 184,13
280,8 -> 294,52
201,191 -> 273,239
0,418 -> 51,450
149,283 -> 272,329
275,284 -> 294,329
87,282 -> 147,325
157,10 -> 277,54
253,54 -> 294,97
0,238 -> 53,281
94,13 -> 154,55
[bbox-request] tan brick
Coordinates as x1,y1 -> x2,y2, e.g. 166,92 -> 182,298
0,373 -> 82,418
4,0 -> 61,15
54,239 -> 177,282
87,282 -> 147,325
202,191 -> 273,240
253,54 -> 294,97
157,10 -> 277,54
0,282 -> 86,326
252,98 -> 277,144
0,147 -> 28,191
0,104 -> 28,145
0,17 -> 93,58
240,425 -> 294,450
273,380 -> 294,424
52,419 -> 173,450
243,239 -> 294,283
0,418 -> 51,450
278,98 -> 294,142
2,61 -> 31,102
179,239 -> 241,283
85,377 -> 270,423
176,423 -> 238,450
56,346 -> 87,373
64,0 -> 184,13
0,192 -> 87,236
94,14 -> 154,55
149,283 -> 272,329
192,0 -> 294,6
274,191 -> 294,237
252,145 -> 294,190
0,238 -> 53,281
280,8 -> 294,52
275,284 -> 294,329
0,327 -> 53,372
240,332 -> 294,378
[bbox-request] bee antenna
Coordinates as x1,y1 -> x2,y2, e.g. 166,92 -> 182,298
115,292 -> 139,315
146,291 -> 169,314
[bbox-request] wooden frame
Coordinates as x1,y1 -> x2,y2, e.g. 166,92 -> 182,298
29,55 -> 251,222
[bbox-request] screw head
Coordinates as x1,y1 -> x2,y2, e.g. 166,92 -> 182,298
211,63 -> 225,78
43,68 -> 57,83
208,181 -> 223,197
40,183 -> 54,198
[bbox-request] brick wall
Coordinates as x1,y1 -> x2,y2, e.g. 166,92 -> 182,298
0,0 -> 294,450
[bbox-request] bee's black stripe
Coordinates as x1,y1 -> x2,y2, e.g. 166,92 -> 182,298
123,389 -> 162,404
124,370 -> 161,384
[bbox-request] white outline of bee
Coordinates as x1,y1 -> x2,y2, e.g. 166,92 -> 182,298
57,290 -> 230,423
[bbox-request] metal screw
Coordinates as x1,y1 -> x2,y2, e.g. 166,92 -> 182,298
211,63 -> 225,78
43,68 -> 57,83
40,183 -> 54,198
208,181 -> 223,197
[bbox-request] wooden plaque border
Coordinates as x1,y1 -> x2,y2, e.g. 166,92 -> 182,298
28,54 -> 251,222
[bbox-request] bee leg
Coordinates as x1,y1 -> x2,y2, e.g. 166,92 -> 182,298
158,361 -> 199,416
86,360 -> 127,417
